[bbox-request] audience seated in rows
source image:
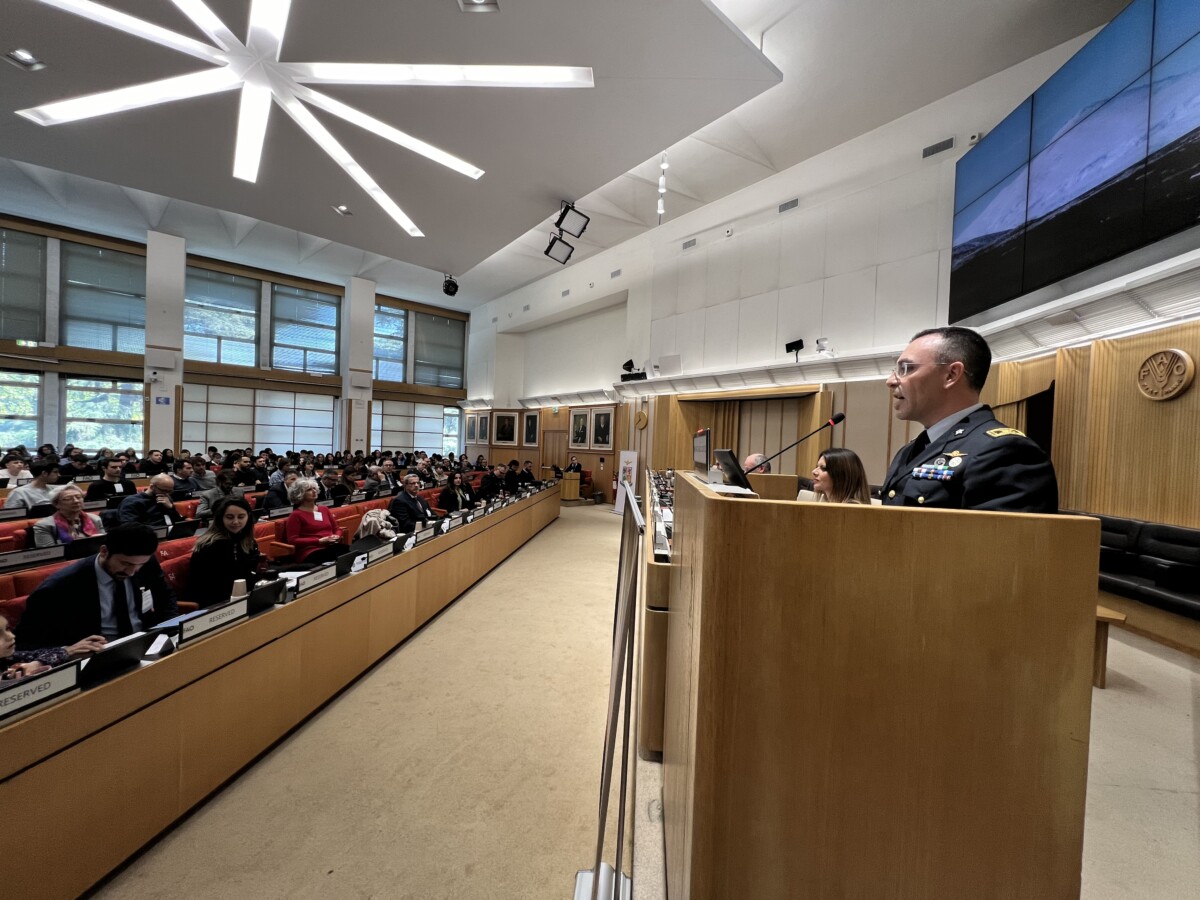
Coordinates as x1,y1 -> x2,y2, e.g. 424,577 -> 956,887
119,474 -> 183,529
2,454 -> 30,483
58,448 -> 94,482
140,449 -> 168,477
188,497 -> 261,608
283,478 -> 344,564
33,484 -> 104,547
17,524 -> 178,650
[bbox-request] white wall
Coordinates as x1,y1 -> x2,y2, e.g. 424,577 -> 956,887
523,305 -> 628,398
467,34 -> 1093,399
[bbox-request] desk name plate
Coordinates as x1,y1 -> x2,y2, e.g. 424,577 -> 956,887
297,564 -> 337,593
0,661 -> 80,722
0,545 -> 65,570
179,599 -> 249,644
366,543 -> 394,566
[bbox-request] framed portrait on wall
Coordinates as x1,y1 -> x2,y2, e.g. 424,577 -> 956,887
494,412 -> 518,446
477,412 -> 490,444
522,411 -> 539,447
590,406 -> 614,451
466,415 -> 477,443
568,408 -> 590,450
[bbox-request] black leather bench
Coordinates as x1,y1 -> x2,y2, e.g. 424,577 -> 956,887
1094,514 -> 1200,621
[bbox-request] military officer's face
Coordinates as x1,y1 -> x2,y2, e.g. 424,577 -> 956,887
886,334 -> 950,425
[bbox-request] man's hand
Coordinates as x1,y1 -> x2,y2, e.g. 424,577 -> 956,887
155,493 -> 173,508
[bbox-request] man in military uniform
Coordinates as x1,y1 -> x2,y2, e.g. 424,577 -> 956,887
881,327 -> 1057,513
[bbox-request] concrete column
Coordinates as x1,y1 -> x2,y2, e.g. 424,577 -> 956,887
144,231 -> 186,451
341,275 -> 375,453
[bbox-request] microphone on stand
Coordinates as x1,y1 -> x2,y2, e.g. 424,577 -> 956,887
749,412 -> 846,474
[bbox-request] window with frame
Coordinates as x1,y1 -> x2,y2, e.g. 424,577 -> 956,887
271,284 -> 339,375
60,242 -> 146,354
442,406 -> 461,456
412,313 -> 465,389
63,378 -> 144,452
0,371 -> 41,449
373,304 -> 407,383
0,228 -> 46,342
184,267 -> 259,367
254,389 -> 336,454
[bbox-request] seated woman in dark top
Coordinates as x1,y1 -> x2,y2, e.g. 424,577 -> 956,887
188,497 -> 262,607
0,613 -> 105,680
438,471 -> 479,513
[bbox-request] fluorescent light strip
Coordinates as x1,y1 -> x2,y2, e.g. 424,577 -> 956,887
16,67 -> 240,125
290,63 -> 594,88
292,85 -> 483,179
246,0 -> 293,61
277,92 -> 423,237
30,0 -> 226,64
169,0 -> 239,52
233,81 -> 273,182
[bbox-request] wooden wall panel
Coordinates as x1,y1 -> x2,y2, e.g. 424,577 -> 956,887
982,354 -> 1057,407
1084,323 -> 1200,526
833,380 -> 894,484
1052,346 -> 1093,514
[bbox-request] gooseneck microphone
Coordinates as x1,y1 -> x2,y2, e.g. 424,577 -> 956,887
750,412 -> 846,474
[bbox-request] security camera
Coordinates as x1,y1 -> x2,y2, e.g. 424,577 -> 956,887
724,227 -> 734,237
442,275 -> 458,297
968,132 -> 983,146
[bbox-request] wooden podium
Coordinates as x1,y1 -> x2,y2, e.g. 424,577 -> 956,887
663,474 -> 1099,899
562,471 -> 581,501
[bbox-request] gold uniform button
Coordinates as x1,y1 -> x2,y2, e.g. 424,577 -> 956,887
888,490 -> 896,498
917,496 -> 925,504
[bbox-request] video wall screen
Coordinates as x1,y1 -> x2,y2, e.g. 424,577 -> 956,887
950,0 -> 1200,322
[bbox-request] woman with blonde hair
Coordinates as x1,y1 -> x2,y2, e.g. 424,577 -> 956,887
32,484 -> 104,547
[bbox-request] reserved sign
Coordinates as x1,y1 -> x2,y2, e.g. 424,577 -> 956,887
0,545 -> 65,570
179,599 -> 248,644
297,564 -> 337,593
366,543 -> 393,566
0,661 -> 80,722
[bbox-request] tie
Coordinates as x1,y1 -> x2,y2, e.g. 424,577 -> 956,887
903,431 -> 930,466
113,579 -> 134,636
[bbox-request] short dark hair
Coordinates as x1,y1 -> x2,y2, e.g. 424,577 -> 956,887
29,459 -> 57,479
102,523 -> 159,557
911,326 -> 991,392
172,458 -> 191,473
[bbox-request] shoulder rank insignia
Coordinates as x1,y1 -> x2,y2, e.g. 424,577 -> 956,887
987,427 -> 1026,438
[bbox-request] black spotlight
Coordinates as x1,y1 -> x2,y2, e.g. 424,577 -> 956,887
544,233 -> 574,265
622,359 -> 635,373
443,275 -> 459,297
555,202 -> 590,238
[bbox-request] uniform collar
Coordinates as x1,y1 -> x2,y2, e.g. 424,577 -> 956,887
926,403 -> 985,445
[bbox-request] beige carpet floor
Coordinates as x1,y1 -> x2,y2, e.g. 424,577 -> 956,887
95,504 -> 625,900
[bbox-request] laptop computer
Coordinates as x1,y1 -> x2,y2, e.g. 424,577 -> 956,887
713,449 -> 754,492
167,519 -> 203,540
78,631 -> 158,689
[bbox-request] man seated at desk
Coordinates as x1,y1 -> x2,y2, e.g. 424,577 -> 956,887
118,474 -> 183,529
263,471 -> 298,511
389,474 -> 439,533
85,457 -> 138,502
517,460 -> 537,486
57,448 -> 94,483
170,458 -> 200,493
5,459 -> 62,511
16,524 -> 178,650
478,464 -> 506,502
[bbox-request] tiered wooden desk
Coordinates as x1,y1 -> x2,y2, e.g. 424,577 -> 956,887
0,486 -> 560,899
663,474 -> 1099,899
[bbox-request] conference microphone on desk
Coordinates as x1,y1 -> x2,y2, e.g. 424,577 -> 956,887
749,412 -> 846,474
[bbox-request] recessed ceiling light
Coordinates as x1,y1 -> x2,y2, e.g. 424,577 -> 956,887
332,204 -> 353,216
5,48 -> 46,71
18,0 -> 592,239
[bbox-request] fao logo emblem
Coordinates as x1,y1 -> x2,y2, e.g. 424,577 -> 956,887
1137,349 -> 1194,401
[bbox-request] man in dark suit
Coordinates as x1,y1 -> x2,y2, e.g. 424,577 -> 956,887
85,457 -> 137,502
119,474 -> 184,528
16,524 -> 178,650
388,474 -> 438,533
565,456 -> 583,474
881,327 -> 1057,513
478,464 -> 506,501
